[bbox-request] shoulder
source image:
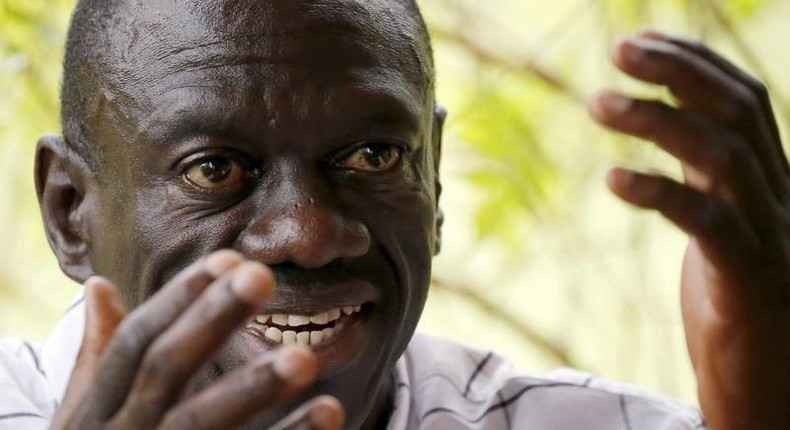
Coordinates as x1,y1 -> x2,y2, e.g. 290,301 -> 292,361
400,333 -> 517,400
0,338 -> 54,429
0,295 -> 83,430
532,368 -> 706,430
396,334 -> 706,430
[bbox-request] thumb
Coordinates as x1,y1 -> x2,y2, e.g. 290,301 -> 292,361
52,277 -> 127,428
79,276 -> 128,362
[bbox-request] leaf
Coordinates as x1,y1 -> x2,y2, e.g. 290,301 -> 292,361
455,71 -> 560,246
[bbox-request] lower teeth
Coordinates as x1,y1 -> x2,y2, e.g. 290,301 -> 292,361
255,324 -> 336,346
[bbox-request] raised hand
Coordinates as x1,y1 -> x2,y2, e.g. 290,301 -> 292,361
51,250 -> 344,430
590,30 -> 790,430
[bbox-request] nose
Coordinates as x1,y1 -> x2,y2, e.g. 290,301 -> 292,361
238,167 -> 370,269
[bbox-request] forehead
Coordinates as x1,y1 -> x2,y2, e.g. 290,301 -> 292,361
120,1 -> 425,71
94,0 -> 431,130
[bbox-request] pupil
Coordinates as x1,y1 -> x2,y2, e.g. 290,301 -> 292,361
364,147 -> 390,168
200,159 -> 231,182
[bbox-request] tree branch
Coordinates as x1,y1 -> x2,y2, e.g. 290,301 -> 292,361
429,25 -> 586,104
431,277 -> 576,367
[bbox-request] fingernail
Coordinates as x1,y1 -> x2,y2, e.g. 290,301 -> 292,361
606,167 -> 635,191
84,276 -> 125,319
229,262 -> 273,307
638,27 -> 664,40
205,249 -> 243,278
83,278 -> 100,324
622,39 -> 645,64
598,90 -> 632,115
590,90 -> 632,119
310,396 -> 344,430
614,39 -> 644,64
310,404 -> 333,429
273,346 -> 315,386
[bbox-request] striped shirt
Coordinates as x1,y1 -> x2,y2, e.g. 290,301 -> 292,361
1,298 -> 706,429
390,335 -> 706,429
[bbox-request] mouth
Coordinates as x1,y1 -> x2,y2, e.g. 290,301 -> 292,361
242,302 -> 374,377
237,278 -> 382,377
246,305 -> 365,347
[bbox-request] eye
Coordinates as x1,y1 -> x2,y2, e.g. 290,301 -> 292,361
335,142 -> 406,172
183,156 -> 254,191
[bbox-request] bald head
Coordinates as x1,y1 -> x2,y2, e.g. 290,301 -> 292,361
60,0 -> 435,166
45,3 -> 444,428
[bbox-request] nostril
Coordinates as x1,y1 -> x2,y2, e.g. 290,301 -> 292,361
238,197 -> 371,268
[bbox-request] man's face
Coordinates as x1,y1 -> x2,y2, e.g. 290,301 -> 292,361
78,0 -> 440,427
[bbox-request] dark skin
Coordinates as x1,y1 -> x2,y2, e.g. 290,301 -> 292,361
37,0 -> 440,428
51,253 -> 344,429
591,31 -> 790,429
34,1 -> 788,429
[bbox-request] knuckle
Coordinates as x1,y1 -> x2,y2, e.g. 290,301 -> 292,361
111,317 -> 151,359
680,38 -> 707,54
163,263 -> 216,301
722,89 -> 760,124
709,139 -> 750,176
139,342 -> 180,381
160,408 -> 200,430
749,78 -> 769,99
183,269 -> 215,294
641,175 -> 674,204
246,360 -> 278,390
697,200 -> 733,236
647,42 -> 681,67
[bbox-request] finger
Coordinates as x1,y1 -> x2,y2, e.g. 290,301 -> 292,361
589,90 -> 781,220
606,167 -> 760,278
72,279 -> 127,393
51,278 -> 127,429
639,29 -> 785,152
269,395 -> 345,430
612,35 -> 750,121
610,36 -> 788,190
77,250 -> 245,422
158,347 -> 331,430
110,261 -> 274,427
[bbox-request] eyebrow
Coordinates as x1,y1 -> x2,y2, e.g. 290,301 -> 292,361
137,83 -> 424,149
135,87 -> 234,145
335,86 -> 423,138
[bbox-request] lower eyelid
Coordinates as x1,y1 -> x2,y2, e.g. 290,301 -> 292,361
335,144 -> 406,170
183,167 -> 258,194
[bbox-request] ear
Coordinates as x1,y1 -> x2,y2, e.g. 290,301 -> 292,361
432,105 -> 447,255
35,135 -> 94,283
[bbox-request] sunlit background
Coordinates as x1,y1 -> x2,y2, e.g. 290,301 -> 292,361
2,0 -> 789,406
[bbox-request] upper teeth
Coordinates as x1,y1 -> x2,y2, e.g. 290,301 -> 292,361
255,305 -> 361,327
249,305 -> 363,346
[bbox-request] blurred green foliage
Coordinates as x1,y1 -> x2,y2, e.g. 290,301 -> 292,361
460,76 -> 558,246
420,0 -> 790,404
2,0 -> 789,405
0,0 -> 77,335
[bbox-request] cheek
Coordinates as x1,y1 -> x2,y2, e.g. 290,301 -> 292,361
123,186 -> 246,305
358,186 -> 435,303
358,182 -> 435,253
371,192 -> 434,359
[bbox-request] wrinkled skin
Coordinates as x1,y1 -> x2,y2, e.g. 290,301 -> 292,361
37,0 -> 442,429
591,31 -> 790,429
35,0 -> 790,428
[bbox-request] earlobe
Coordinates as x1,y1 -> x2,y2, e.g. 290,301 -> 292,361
432,106 -> 447,255
35,135 -> 94,282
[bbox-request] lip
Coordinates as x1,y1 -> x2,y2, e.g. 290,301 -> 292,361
241,279 -> 380,377
261,279 -> 381,313
242,305 -> 372,377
